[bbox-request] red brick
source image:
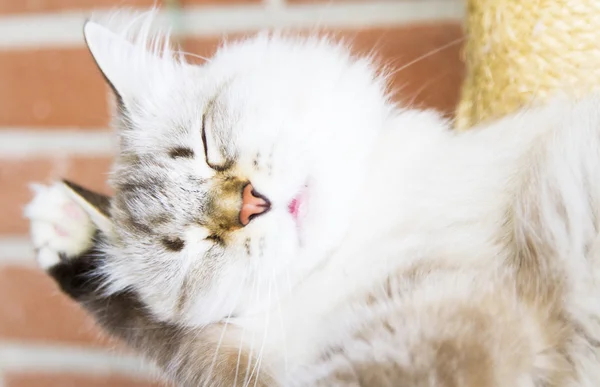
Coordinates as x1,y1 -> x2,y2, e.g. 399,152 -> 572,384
0,0 -> 259,16
0,35 -> 231,129
0,23 -> 462,129
5,372 -> 166,387
0,265 -> 118,347
0,156 -> 113,235
0,48 -> 109,128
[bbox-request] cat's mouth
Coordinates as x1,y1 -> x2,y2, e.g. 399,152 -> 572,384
288,184 -> 309,222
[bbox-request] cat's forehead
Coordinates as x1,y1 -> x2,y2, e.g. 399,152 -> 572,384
124,35 -> 368,136
199,72 -> 319,132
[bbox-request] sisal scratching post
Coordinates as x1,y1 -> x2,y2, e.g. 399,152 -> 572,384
455,0 -> 600,130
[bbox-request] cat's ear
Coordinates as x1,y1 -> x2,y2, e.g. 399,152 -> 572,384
83,18 -> 167,108
61,180 -> 113,236
83,21 -> 135,104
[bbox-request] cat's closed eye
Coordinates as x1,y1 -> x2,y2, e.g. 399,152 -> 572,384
201,113 -> 210,166
201,112 -> 233,172
205,234 -> 223,244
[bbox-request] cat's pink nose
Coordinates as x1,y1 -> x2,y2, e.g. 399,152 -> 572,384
240,183 -> 271,226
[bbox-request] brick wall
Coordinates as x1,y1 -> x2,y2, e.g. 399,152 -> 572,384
0,0 -> 465,385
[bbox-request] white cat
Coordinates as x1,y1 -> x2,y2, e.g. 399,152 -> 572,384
24,9 -> 600,386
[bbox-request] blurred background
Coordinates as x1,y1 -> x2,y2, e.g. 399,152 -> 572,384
0,0 -> 464,385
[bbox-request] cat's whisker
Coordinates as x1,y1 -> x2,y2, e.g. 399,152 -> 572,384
248,272 -> 273,387
233,322 -> 246,387
242,263 -> 261,387
174,49 -> 212,63
384,37 -> 465,80
250,326 -> 267,385
244,261 -> 266,387
205,314 -> 230,383
403,70 -> 452,109
206,269 -> 248,383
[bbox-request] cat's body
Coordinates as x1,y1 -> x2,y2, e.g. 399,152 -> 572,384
260,98 -> 600,386
24,10 -> 600,386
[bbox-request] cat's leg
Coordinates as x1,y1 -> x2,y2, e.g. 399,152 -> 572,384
25,182 -> 274,387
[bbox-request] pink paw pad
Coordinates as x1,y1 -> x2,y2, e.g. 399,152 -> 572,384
63,201 -> 85,220
54,224 -> 69,237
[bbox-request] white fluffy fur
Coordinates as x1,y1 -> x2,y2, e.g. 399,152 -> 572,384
26,10 -> 600,385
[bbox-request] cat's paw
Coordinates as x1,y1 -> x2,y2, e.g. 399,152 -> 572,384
24,182 -> 96,270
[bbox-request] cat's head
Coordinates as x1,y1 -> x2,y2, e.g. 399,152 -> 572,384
74,10 -> 391,325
